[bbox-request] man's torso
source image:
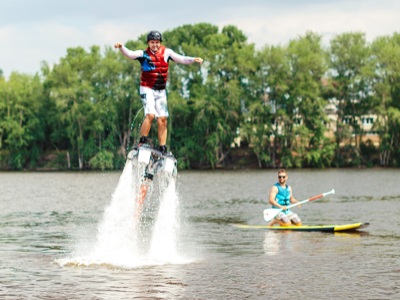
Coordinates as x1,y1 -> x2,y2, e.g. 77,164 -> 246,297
136,45 -> 169,90
272,183 -> 292,214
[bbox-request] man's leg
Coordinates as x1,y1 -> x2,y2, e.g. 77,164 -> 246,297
139,86 -> 156,144
157,117 -> 168,146
268,216 -> 291,227
268,218 -> 278,226
154,89 -> 169,154
290,214 -> 302,226
141,114 -> 155,137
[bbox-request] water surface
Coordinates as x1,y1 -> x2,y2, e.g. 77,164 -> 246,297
1,169 -> 399,299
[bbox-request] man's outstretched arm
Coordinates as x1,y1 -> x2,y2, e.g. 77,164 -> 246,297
114,42 -> 143,60
289,187 -> 301,207
166,49 -> 203,65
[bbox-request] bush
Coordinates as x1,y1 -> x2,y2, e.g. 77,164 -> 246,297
88,150 -> 114,170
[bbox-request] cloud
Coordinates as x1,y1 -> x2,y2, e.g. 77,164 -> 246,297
36,22 -> 88,49
0,21 -> 149,76
0,25 -> 40,75
218,7 -> 400,47
90,22 -> 149,45
2,0 -> 400,76
0,23 -> 83,76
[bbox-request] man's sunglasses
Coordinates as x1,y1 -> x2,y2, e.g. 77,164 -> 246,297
278,176 -> 286,179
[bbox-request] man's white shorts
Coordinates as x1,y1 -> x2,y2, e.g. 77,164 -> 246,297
275,212 -> 300,221
140,86 -> 169,118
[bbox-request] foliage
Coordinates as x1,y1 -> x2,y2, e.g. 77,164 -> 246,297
88,150 -> 114,170
328,32 -> 372,166
0,24 -> 398,169
370,33 -> 400,166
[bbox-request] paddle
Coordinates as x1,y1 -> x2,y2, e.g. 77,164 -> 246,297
263,189 -> 335,223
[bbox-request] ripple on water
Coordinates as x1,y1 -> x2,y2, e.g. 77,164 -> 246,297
1,169 -> 400,299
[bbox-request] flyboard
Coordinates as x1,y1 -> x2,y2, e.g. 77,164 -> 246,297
126,144 -> 177,180
232,222 -> 370,232
125,144 -> 177,218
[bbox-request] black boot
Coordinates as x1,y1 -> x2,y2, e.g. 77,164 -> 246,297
138,135 -> 148,146
159,145 -> 167,155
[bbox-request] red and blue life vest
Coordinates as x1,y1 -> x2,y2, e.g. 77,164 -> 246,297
137,45 -> 169,90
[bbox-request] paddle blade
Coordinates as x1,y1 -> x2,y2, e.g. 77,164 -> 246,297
322,189 -> 335,197
263,208 -> 280,222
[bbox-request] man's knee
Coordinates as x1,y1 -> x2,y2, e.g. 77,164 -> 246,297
291,217 -> 302,226
277,218 -> 291,227
146,114 -> 155,122
291,220 -> 302,226
157,117 -> 168,126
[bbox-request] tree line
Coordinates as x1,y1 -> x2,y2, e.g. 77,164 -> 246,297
1,23 -> 400,170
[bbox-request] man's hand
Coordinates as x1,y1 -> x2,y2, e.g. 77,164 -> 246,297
114,42 -> 123,49
194,57 -> 203,65
297,204 -> 301,208
282,206 -> 288,211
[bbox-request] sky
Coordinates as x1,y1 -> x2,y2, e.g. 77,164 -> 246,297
1,0 -> 400,77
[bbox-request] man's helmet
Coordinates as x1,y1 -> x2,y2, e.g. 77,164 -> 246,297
147,30 -> 162,42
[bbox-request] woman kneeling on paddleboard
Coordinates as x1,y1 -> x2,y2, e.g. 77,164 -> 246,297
268,169 -> 303,227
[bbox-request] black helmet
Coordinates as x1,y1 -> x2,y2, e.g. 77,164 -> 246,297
147,30 -> 162,42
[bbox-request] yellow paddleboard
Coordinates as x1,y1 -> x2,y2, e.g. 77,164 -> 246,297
233,222 -> 369,232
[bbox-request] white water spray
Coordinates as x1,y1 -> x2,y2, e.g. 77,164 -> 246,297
56,162 -> 193,268
149,176 -> 180,262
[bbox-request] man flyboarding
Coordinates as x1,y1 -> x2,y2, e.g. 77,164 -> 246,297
268,169 -> 303,227
117,31 -> 202,224
114,30 -> 203,155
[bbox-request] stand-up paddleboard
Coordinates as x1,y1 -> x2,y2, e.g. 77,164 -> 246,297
233,222 -> 370,232
264,189 -> 335,223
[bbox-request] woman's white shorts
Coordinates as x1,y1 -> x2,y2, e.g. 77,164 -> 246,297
140,86 -> 169,118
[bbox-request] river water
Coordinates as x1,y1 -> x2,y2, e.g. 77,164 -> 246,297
0,169 -> 399,299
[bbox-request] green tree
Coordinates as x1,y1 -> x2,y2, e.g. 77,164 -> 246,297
329,32 -> 371,166
256,32 -> 333,168
258,45 -> 291,167
161,23 -> 257,168
288,31 -> 334,168
43,46 -> 101,169
370,33 -> 400,166
0,72 -> 44,169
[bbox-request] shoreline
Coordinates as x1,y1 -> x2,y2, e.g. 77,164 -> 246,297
0,165 -> 396,172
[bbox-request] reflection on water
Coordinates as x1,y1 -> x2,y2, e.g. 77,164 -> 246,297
1,169 -> 400,299
263,231 -> 294,256
263,230 -> 371,257
334,231 -> 370,238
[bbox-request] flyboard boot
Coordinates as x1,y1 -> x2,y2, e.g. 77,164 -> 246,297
125,141 -> 177,220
